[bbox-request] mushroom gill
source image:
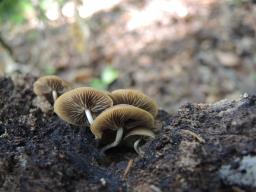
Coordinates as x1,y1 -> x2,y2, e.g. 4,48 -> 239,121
54,87 -> 113,125
33,75 -> 70,103
90,104 -> 155,153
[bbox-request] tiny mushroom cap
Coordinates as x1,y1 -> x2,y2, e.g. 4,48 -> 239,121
33,75 -> 70,102
90,104 -> 154,153
54,87 -> 113,126
123,128 -> 155,155
123,127 -> 156,142
110,89 -> 158,117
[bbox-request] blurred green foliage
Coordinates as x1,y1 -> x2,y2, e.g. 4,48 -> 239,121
101,65 -> 119,85
252,73 -> 256,81
43,65 -> 57,75
90,78 -> 107,90
0,0 -> 66,24
90,66 -> 119,90
227,0 -> 250,5
0,0 -> 33,24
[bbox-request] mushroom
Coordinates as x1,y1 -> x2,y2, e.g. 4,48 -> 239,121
33,75 -> 70,103
54,87 -> 113,125
110,89 -> 158,117
90,104 -> 155,153
123,128 -> 155,156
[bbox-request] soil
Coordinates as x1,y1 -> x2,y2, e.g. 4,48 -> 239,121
1,75 -> 256,192
1,1 -> 256,113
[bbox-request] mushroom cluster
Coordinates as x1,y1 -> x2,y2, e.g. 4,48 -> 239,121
33,76 -> 158,155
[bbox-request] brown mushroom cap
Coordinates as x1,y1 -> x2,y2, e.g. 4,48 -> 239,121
33,75 -> 70,97
123,127 -> 155,147
110,89 -> 158,117
90,104 -> 155,140
54,87 -> 113,125
124,127 -> 156,140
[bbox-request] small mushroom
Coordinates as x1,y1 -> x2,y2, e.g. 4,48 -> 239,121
90,104 -> 155,153
33,75 -> 70,103
54,87 -> 113,125
110,89 -> 158,117
123,128 -> 155,156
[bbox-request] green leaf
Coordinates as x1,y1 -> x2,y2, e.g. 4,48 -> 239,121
101,66 -> 119,85
43,65 -> 57,75
90,79 -> 107,90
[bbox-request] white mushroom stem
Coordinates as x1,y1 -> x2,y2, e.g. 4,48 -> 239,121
52,90 -> 58,102
134,139 -> 144,156
85,109 -> 94,125
101,127 -> 124,153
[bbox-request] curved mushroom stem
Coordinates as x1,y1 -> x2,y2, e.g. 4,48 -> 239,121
52,90 -> 58,102
101,127 -> 124,153
134,139 -> 145,157
85,109 -> 94,125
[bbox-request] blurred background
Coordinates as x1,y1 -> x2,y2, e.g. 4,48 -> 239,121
0,0 -> 255,113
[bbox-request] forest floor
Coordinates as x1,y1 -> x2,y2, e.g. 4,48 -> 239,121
0,0 -> 256,113
1,75 -> 256,192
0,1 -> 256,191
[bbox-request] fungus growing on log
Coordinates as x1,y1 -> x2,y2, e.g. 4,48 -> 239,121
54,87 -> 113,125
33,75 -> 70,103
90,104 -> 154,153
110,89 -> 158,117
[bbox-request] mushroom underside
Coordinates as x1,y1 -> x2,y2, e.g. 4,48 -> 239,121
54,87 -> 113,125
122,128 -> 156,155
99,126 -> 156,154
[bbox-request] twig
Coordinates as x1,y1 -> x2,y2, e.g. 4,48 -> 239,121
181,129 -> 205,143
0,34 -> 13,55
123,159 -> 133,179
